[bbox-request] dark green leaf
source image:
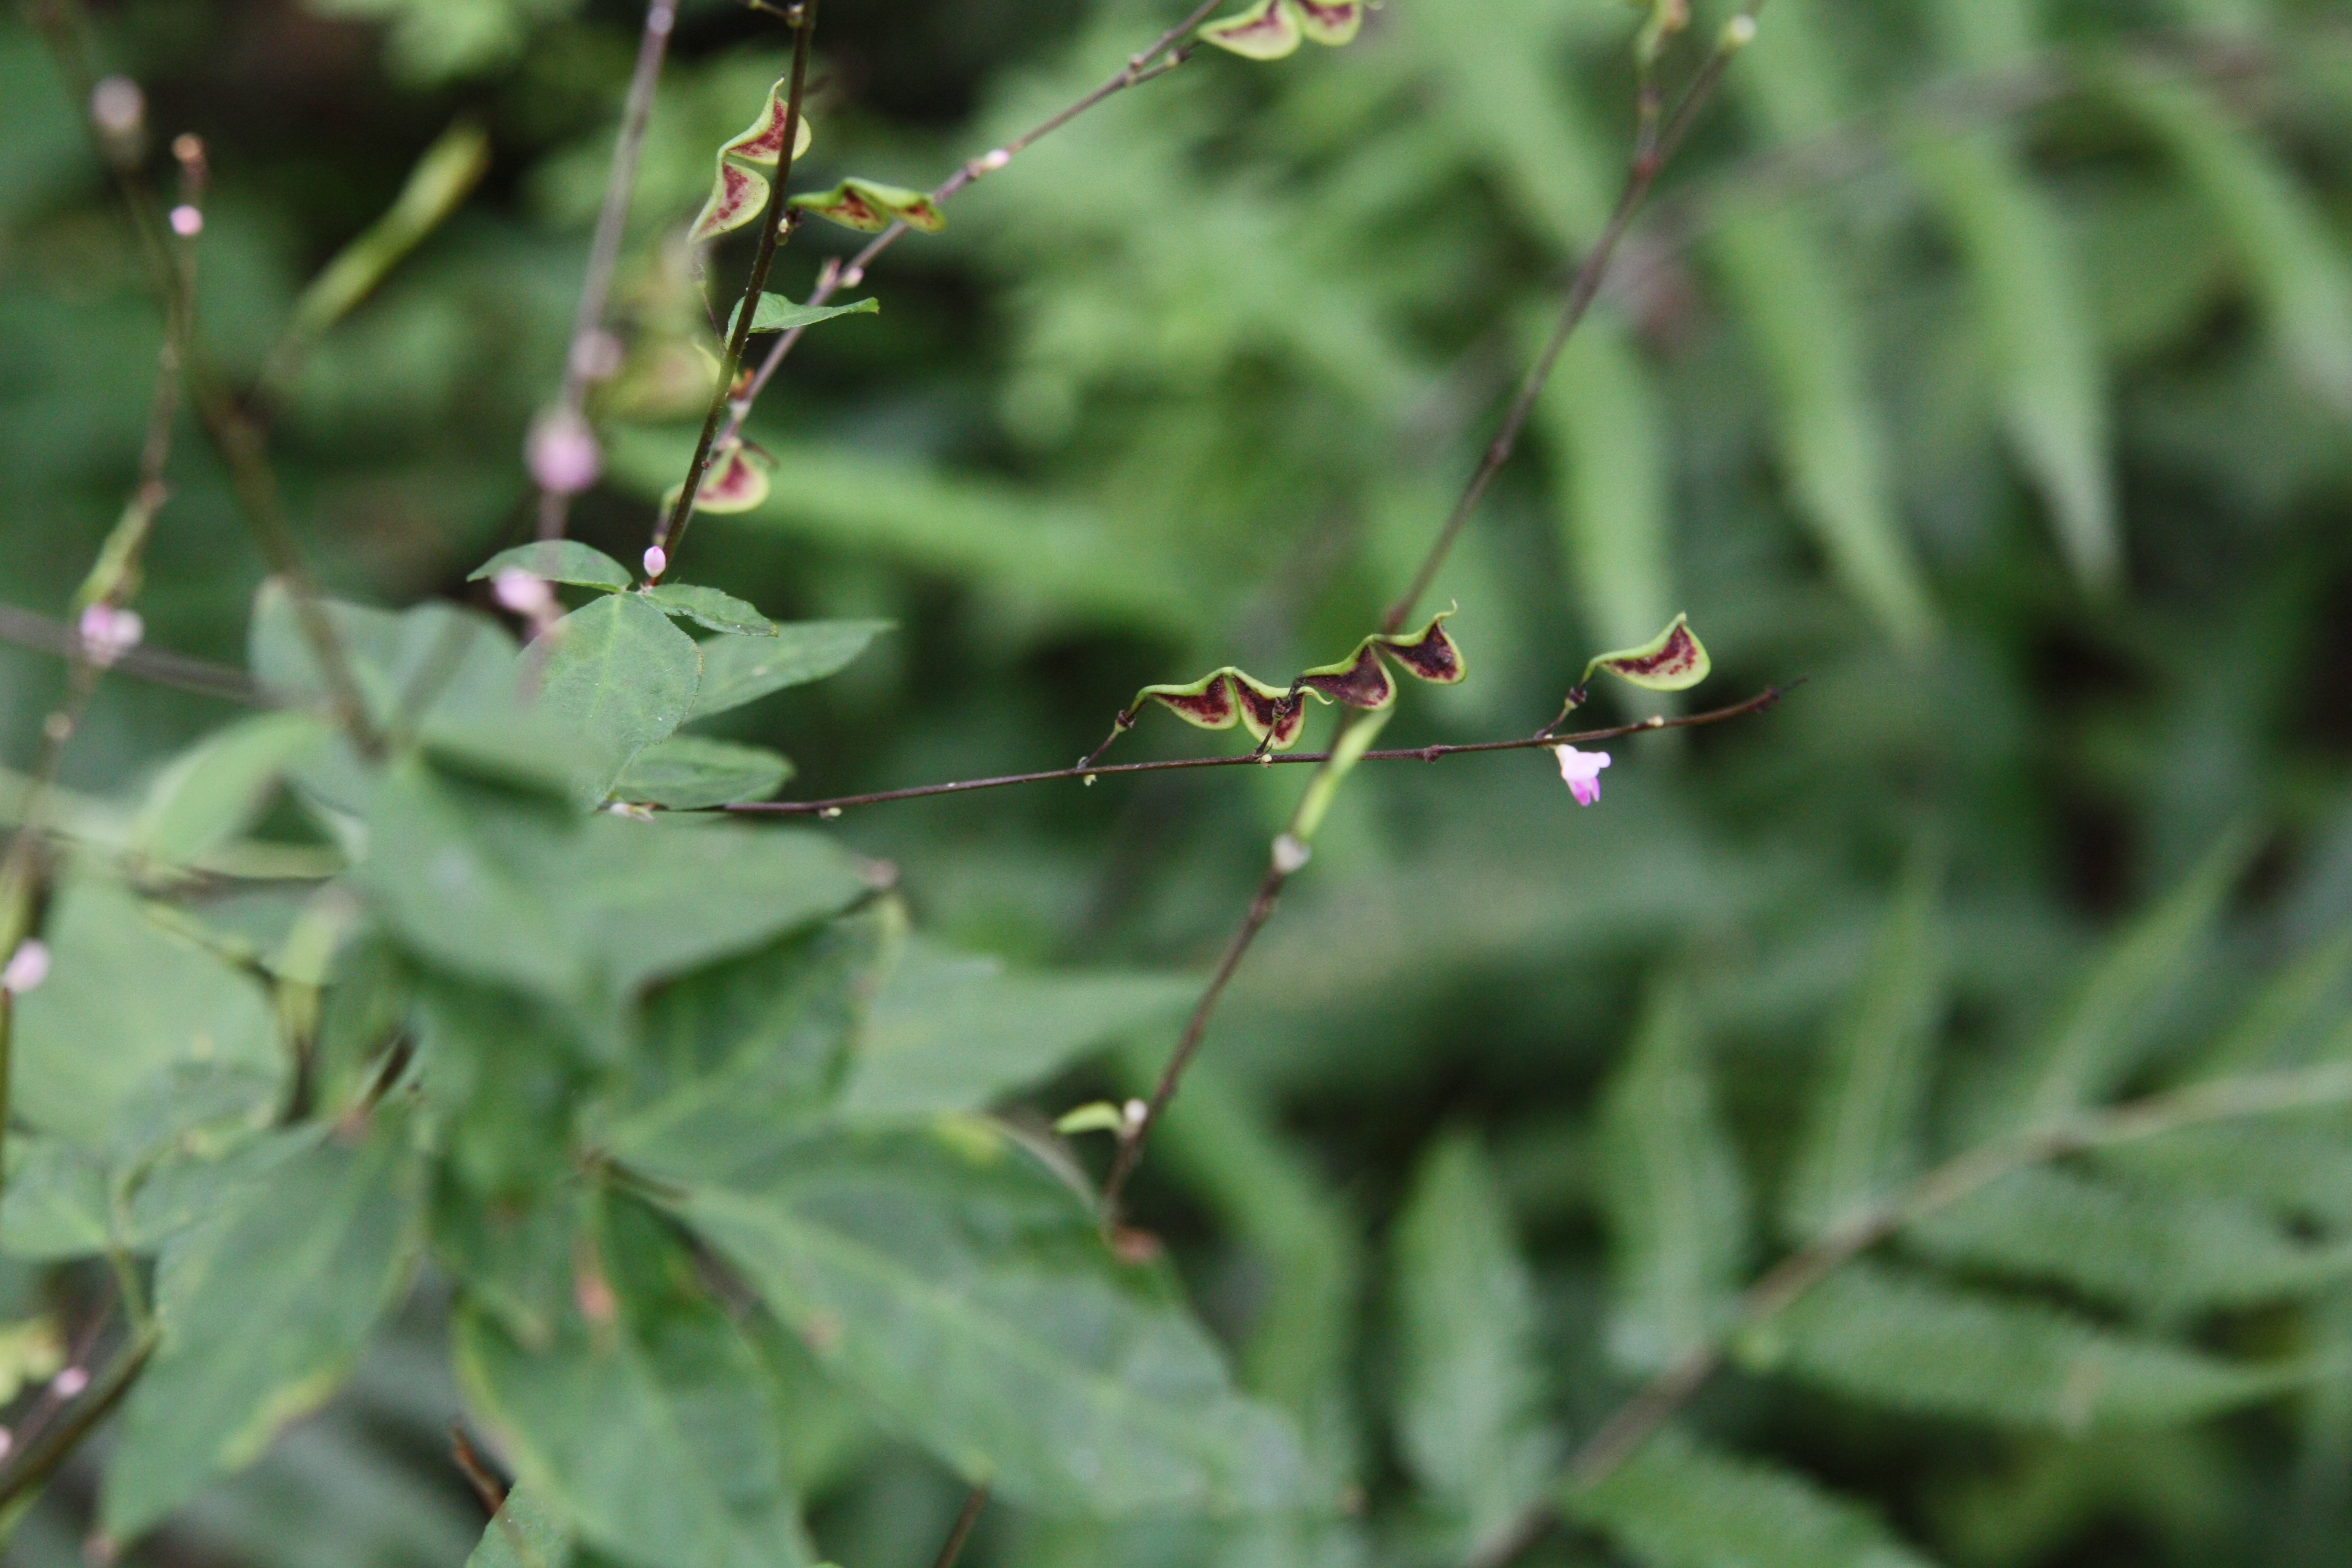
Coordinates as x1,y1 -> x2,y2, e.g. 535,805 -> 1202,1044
643,583 -> 777,638
102,1109 -> 427,1536
612,736 -> 793,809
727,292 -> 880,337
658,1125 -> 1315,1515
469,543 -> 634,592
536,592 -> 703,793
464,1483 -> 575,1568
688,622 -> 892,720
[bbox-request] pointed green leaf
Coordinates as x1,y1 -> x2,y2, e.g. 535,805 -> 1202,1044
1756,1260 -> 2306,1430
1911,129 -> 2117,591
1392,1133 -> 1559,1544
643,583 -> 777,638
102,1110 -> 426,1537
464,1483 -> 574,1568
1711,209 -> 1937,650
728,292 -> 879,337
612,736 -> 793,809
2184,923 -> 2352,1080
2122,72 -> 2352,413
1596,976 -> 1748,1371
1903,1164 -> 2352,1320
1782,851 -> 1943,1238
130,712 -> 331,869
655,1126 -> 1314,1516
469,542 -> 634,592
1970,823 -> 2256,1136
1054,1102 -> 1125,1136
1565,1428 -> 1934,1568
537,591 -> 703,792
455,1199 -> 816,1568
840,941 -> 1194,1118
687,620 -> 892,719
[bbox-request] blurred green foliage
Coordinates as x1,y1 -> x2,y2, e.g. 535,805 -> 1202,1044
3,0 -> 2352,1565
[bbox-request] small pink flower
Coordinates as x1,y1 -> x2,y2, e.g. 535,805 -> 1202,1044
525,407 -> 602,496
2,940 -> 50,995
77,604 -> 143,667
50,1366 -> 88,1399
167,204 -> 203,237
1552,745 -> 1611,805
491,568 -> 554,619
642,545 -> 668,581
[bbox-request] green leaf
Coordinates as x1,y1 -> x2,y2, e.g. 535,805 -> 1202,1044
2104,1120 -> 2352,1233
1754,1260 -> 2305,1430
643,583 -> 777,638
10,878 -> 281,1145
1969,823 -> 2255,1137
2183,923 -> 2352,1079
688,620 -> 892,719
1054,1102 -> 1125,1135
130,712 -> 331,868
1538,320 -> 1676,661
0,1135 -> 111,1259
839,940 -> 1194,1118
1564,1427 -> 1934,1568
1910,129 -> 2119,593
536,592 -> 703,793
469,542 -> 634,592
727,292 -> 879,337
613,736 -> 793,809
1902,1164 -> 2352,1320
464,1483 -> 575,1568
2122,71 -> 2352,413
1782,851 -> 1943,1238
1391,1133 -> 1559,1544
1596,976 -> 1748,1371
455,1197 -> 816,1568
1710,209 -> 1938,650
657,1125 -> 1314,1516
601,910 -> 895,1179
102,1109 -> 427,1537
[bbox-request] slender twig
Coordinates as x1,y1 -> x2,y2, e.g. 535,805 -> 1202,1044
715,0 -> 1227,449
29,0 -> 381,756
1094,5 -> 1772,1217
1455,1059 -> 2352,1568
0,1324 -> 158,1510
652,0 -> 817,571
0,604 -> 262,704
930,1485 -> 990,1568
536,0 -> 684,542
724,687 -> 1790,816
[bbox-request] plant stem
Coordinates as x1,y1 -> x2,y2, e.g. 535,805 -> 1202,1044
716,0 -> 1226,448
652,0 -> 817,571
1457,1059 -> 2352,1568
0,605 -> 262,705
930,1485 -> 990,1568
723,686 -> 1789,816
537,0 -> 684,542
0,1324 -> 158,1510
1098,4 -> 1771,1216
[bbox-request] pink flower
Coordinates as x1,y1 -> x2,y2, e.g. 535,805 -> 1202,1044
77,604 -> 143,667
491,568 -> 554,619
1552,745 -> 1611,805
168,204 -> 203,237
642,545 -> 668,581
525,407 -> 602,496
2,940 -> 50,995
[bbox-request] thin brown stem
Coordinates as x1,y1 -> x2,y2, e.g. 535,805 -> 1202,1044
0,603 -> 262,705
723,686 -> 1789,817
0,1325 -> 158,1510
720,0 -> 1224,443
1382,1 -> 1764,635
537,0 -> 684,541
930,1485 -> 990,1568
1458,1059 -> 2352,1568
654,0 -> 816,570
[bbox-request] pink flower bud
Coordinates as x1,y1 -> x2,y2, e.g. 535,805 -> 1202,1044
569,330 -> 624,383
492,569 -> 555,618
50,1366 -> 88,1399
1552,745 -> 1611,806
525,407 -> 602,496
89,77 -> 144,137
168,204 -> 203,237
2,940 -> 51,995
77,605 -> 144,667
642,545 -> 668,580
